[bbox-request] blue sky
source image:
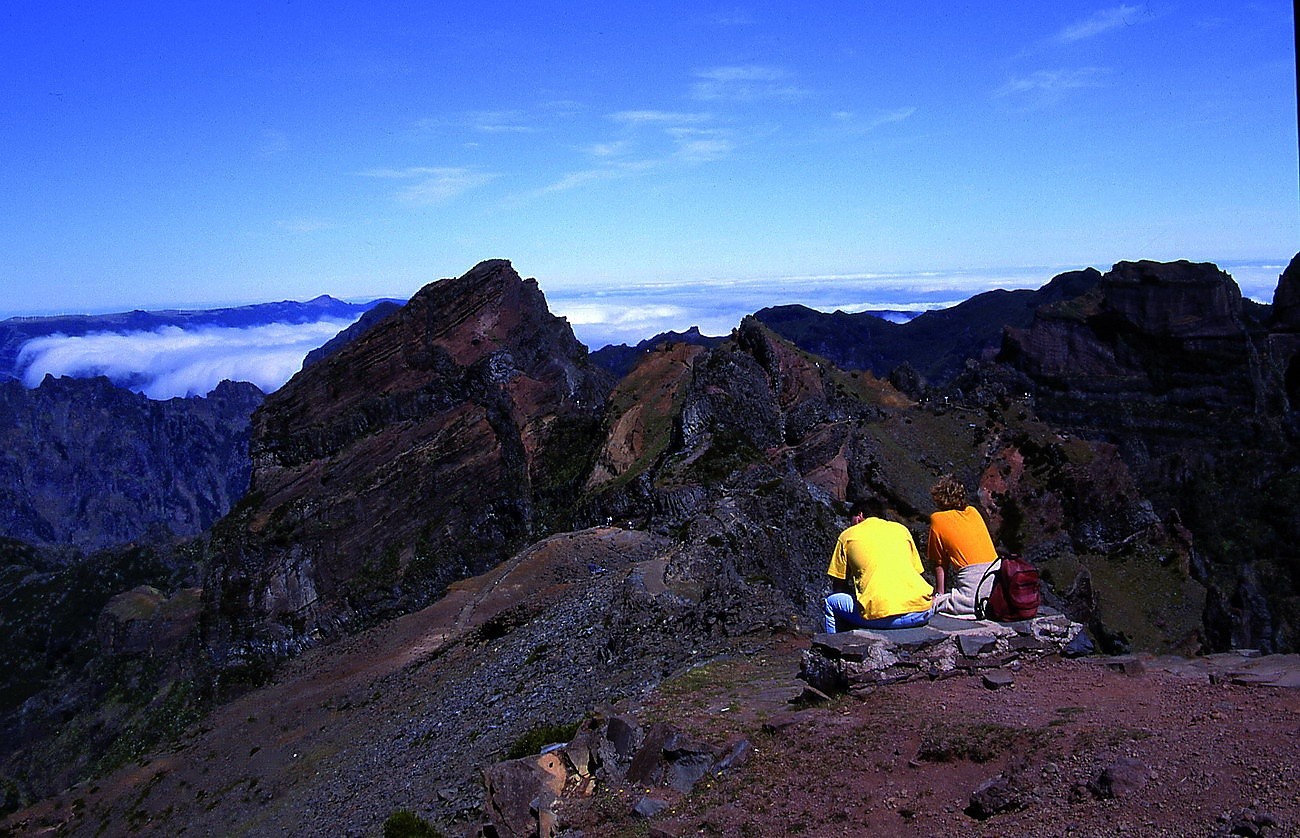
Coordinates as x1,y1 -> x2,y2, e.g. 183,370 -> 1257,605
3,2 -> 1296,340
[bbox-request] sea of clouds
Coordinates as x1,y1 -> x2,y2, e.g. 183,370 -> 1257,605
14,261 -> 1287,401
18,319 -> 360,400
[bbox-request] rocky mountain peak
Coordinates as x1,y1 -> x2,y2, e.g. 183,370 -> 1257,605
206,261 -> 613,664
1100,259 -> 1246,338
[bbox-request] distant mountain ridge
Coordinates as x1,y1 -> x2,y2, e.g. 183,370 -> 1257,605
586,313 -> 921,381
754,269 -> 1103,385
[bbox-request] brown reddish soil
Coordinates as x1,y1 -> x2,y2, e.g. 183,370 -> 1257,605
571,644 -> 1300,838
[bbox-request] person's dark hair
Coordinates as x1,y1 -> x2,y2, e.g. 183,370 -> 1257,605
850,496 -> 886,519
930,474 -> 967,511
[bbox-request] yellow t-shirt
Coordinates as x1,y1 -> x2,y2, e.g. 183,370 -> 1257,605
826,517 -> 934,620
927,506 -> 998,570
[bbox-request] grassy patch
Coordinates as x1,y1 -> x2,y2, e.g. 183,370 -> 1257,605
504,721 -> 581,760
916,722 -> 1045,764
382,809 -> 445,838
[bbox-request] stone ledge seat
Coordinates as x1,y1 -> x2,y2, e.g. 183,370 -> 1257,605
800,607 -> 1083,694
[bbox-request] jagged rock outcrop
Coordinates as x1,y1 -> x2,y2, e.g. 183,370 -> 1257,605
1266,254 -> 1300,415
204,260 -> 615,666
999,258 -> 1300,652
1268,253 -> 1300,332
0,376 -> 263,550
479,715 -> 750,837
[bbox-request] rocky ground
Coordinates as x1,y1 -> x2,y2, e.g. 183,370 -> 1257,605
5,570 -> 1298,838
580,647 -> 1300,838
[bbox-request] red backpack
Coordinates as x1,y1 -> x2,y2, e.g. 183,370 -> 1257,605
975,555 -> 1040,621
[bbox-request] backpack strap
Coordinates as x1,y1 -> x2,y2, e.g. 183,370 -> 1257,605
973,558 -> 1002,621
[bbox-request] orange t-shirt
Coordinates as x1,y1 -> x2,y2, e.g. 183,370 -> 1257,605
927,506 -> 997,570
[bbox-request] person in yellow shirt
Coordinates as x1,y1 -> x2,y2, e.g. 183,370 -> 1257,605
823,497 -> 934,633
927,474 -> 999,619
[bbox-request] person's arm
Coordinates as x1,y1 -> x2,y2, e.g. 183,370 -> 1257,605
906,533 -> 933,600
827,535 -> 851,594
927,526 -> 945,593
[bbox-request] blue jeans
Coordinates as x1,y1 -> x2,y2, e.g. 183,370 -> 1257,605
823,593 -> 933,633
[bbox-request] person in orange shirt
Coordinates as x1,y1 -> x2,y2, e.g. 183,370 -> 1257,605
823,497 -> 934,633
927,475 -> 999,619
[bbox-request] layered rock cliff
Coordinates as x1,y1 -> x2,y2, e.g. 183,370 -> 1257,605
204,260 -> 615,668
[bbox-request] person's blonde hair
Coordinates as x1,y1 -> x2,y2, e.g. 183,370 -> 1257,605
930,474 -> 967,511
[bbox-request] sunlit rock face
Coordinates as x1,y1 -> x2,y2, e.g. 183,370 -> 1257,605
204,260 -> 614,661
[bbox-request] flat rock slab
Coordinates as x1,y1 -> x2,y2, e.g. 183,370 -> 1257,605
1153,652 -> 1300,689
811,625 -> 949,653
982,670 -> 1015,690
802,612 -> 1084,695
958,633 -> 999,657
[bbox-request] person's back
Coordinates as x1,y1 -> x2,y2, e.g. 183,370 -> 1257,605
928,506 -> 997,570
927,475 -> 998,619
823,499 -> 934,633
834,517 -> 934,620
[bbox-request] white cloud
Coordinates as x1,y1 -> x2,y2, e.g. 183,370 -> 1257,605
866,107 -> 917,129
360,166 -> 499,205
531,159 -> 658,195
17,320 -> 360,400
558,302 -> 689,327
582,140 -> 632,158
831,107 -> 917,135
552,301 -> 719,348
666,127 -> 735,162
1056,4 -> 1145,43
519,106 -> 738,200
691,65 -> 807,102
464,110 -> 536,133
995,68 -> 1109,99
604,111 -> 737,164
